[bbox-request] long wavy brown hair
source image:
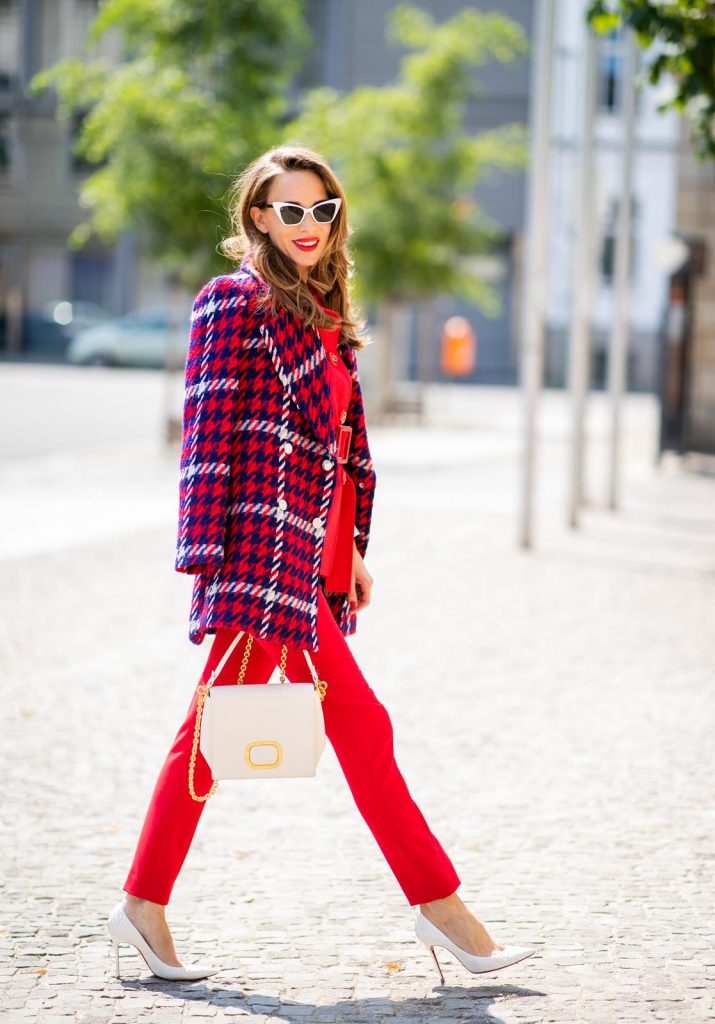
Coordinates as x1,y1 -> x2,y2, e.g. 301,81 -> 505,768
219,145 -> 369,351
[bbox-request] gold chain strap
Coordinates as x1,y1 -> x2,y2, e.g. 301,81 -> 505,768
188,682 -> 218,802
188,633 -> 328,802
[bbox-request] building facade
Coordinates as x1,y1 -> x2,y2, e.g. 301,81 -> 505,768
0,0 -> 685,393
0,0 -> 146,356
545,2 -> 681,392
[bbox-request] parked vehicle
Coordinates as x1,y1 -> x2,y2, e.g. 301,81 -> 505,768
43,300 -> 113,338
66,307 -> 191,368
0,300 -> 113,358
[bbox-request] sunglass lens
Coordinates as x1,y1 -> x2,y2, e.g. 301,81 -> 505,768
314,201 -> 339,223
280,205 -> 305,226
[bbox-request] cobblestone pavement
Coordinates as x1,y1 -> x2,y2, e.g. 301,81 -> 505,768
1,373 -> 714,1023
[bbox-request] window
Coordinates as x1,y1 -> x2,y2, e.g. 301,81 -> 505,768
598,28 -> 622,113
600,195 -> 638,285
0,0 -> 20,93
0,113 -> 11,176
597,26 -> 643,117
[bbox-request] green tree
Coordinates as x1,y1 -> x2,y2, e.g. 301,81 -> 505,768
587,0 -> 715,159
29,0 -> 311,287
283,3 -> 528,316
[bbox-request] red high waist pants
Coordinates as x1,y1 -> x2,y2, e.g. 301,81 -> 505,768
123,589 -> 461,906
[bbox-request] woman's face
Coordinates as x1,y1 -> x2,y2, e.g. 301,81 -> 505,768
250,170 -> 335,279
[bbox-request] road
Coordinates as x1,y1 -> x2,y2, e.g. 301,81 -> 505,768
1,364 -> 713,1023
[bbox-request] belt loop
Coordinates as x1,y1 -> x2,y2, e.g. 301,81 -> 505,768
337,424 -> 352,463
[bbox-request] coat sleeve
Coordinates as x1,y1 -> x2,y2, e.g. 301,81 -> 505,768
175,275 -> 246,575
340,343 -> 377,561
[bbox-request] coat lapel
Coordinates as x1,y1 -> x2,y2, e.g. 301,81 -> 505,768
239,258 -> 337,457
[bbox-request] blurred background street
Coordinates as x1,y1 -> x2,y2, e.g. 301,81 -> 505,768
1,366 -> 714,1022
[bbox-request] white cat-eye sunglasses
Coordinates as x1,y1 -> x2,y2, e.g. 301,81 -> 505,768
258,197 -> 342,227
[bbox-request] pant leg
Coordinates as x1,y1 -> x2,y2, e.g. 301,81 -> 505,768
122,628 -> 277,905
258,591 -> 462,907
124,595 -> 461,907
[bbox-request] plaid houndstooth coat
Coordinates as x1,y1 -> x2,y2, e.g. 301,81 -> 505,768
175,255 -> 377,652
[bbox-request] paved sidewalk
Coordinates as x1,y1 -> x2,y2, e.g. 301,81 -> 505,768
1,374 -> 714,1023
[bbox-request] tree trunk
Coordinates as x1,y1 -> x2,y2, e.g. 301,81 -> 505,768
415,296 -> 434,424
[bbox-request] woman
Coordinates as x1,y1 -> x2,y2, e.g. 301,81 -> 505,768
107,145 -> 536,984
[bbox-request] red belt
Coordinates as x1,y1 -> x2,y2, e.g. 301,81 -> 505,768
337,424 -> 352,464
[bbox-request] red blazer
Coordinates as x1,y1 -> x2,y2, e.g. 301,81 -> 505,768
175,255 -> 377,652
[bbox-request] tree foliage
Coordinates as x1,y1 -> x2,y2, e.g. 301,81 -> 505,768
29,0 -> 528,310
587,0 -> 715,159
29,0 -> 311,286
283,4 -> 529,311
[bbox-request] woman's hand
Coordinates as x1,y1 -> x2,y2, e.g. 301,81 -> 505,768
350,540 -> 373,611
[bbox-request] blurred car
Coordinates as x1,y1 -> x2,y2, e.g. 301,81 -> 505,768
0,300 -> 113,358
43,299 -> 113,338
66,307 -> 191,368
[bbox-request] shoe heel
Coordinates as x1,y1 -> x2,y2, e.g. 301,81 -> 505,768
106,902 -> 219,981
414,907 -> 537,979
428,943 -> 445,985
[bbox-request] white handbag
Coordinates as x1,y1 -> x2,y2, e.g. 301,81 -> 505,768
188,631 -> 328,801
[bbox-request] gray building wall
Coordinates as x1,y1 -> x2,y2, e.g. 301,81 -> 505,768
0,0 -> 137,356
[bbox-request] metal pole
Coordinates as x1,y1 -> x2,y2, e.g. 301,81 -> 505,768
607,29 -> 638,510
518,0 -> 557,550
415,296 -> 433,424
566,13 -> 599,529
162,269 -> 183,446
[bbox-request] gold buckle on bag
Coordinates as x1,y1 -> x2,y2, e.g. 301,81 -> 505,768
245,740 -> 283,769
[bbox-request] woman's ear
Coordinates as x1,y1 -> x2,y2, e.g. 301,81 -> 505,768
250,206 -> 268,234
